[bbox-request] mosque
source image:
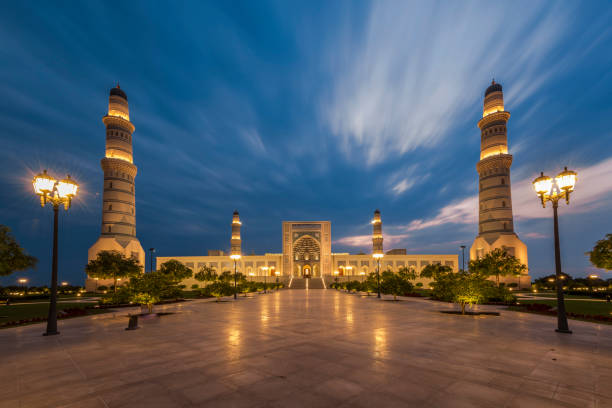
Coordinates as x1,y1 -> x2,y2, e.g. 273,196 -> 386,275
85,81 -> 530,291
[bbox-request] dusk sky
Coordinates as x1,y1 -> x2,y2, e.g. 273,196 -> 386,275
1,1 -> 611,286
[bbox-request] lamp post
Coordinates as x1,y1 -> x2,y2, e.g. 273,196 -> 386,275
32,169 -> 79,336
261,266 -> 269,293
230,254 -> 241,299
18,278 -> 28,295
149,248 -> 155,272
373,254 -> 383,298
533,166 -> 577,334
460,245 -> 466,272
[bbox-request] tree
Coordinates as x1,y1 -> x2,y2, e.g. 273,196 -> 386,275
206,281 -> 234,301
419,264 -> 452,279
453,272 -> 487,315
587,234 -> 612,271
380,270 -> 413,301
129,271 -> 174,313
194,265 -> 217,285
468,248 -> 526,287
0,225 -> 37,276
158,259 -> 193,282
398,266 -> 417,281
85,251 -> 142,293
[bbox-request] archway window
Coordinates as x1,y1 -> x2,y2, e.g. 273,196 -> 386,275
502,201 -> 506,208
501,178 -> 505,185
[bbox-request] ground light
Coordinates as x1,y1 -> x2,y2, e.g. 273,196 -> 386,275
32,169 -> 79,336
533,166 -> 577,334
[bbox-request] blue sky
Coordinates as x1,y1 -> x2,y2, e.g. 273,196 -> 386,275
1,1 -> 611,286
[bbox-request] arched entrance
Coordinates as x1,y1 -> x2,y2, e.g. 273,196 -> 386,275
292,235 -> 321,277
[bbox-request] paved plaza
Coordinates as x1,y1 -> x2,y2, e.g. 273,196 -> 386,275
1,290 -> 611,408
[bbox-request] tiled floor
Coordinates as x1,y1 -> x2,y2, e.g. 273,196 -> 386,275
1,290 -> 611,407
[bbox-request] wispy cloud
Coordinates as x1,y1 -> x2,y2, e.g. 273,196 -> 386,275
523,232 -> 548,239
334,233 -> 410,248
403,156 -> 612,231
324,2 -> 571,166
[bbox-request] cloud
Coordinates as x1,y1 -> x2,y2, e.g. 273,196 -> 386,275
404,155 -> 612,231
324,2 -> 571,166
240,127 -> 266,154
334,233 -> 410,248
523,232 -> 548,239
392,179 -> 414,195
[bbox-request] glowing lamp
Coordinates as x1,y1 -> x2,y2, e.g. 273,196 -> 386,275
230,254 -> 241,260
373,253 -> 384,259
532,172 -> 552,196
57,175 -> 78,200
555,167 -> 577,192
33,170 -> 56,197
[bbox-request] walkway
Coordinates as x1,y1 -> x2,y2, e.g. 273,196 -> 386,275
1,290 -> 611,407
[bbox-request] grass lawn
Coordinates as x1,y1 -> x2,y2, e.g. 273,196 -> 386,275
521,293 -> 605,300
514,299 -> 612,316
0,301 -> 101,324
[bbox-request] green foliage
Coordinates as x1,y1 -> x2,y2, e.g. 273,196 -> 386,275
219,271 -> 233,282
380,270 -> 414,300
587,233 -> 612,271
0,225 -> 37,276
127,270 -> 184,311
159,259 -> 193,282
133,292 -> 159,313
468,248 -> 527,287
97,285 -> 108,291
85,250 -> 142,293
453,272 -> 488,314
100,286 -> 131,305
194,265 -> 217,283
206,281 -> 234,301
419,264 -> 452,279
191,284 -> 199,289
398,266 -> 417,281
416,282 -> 423,287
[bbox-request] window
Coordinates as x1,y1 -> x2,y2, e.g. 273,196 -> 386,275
503,222 -> 507,230
108,205 -> 112,211
502,201 -> 506,207
109,182 -> 113,189
108,226 -> 111,232
501,178 -> 505,185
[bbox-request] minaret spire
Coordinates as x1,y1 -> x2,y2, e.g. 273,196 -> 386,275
470,81 -> 529,287
86,85 -> 144,291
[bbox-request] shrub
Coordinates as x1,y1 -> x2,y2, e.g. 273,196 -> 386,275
207,281 -> 234,301
191,284 -> 199,290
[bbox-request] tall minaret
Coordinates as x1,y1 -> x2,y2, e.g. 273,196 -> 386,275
86,85 -> 144,291
372,209 -> 383,257
230,210 -> 242,257
470,81 -> 529,287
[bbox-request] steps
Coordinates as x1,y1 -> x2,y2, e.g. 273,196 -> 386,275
289,277 -> 325,289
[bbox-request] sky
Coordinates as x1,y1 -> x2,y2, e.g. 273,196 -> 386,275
1,1 -> 611,286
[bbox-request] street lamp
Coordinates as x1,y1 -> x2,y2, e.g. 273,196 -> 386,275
230,254 -> 241,299
533,166 -> 577,334
149,248 -> 155,272
460,245 -> 466,271
261,266 -> 269,293
373,253 -> 383,298
18,278 -> 28,295
33,169 -> 78,336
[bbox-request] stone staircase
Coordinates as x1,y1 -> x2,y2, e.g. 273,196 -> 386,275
289,277 -> 325,289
